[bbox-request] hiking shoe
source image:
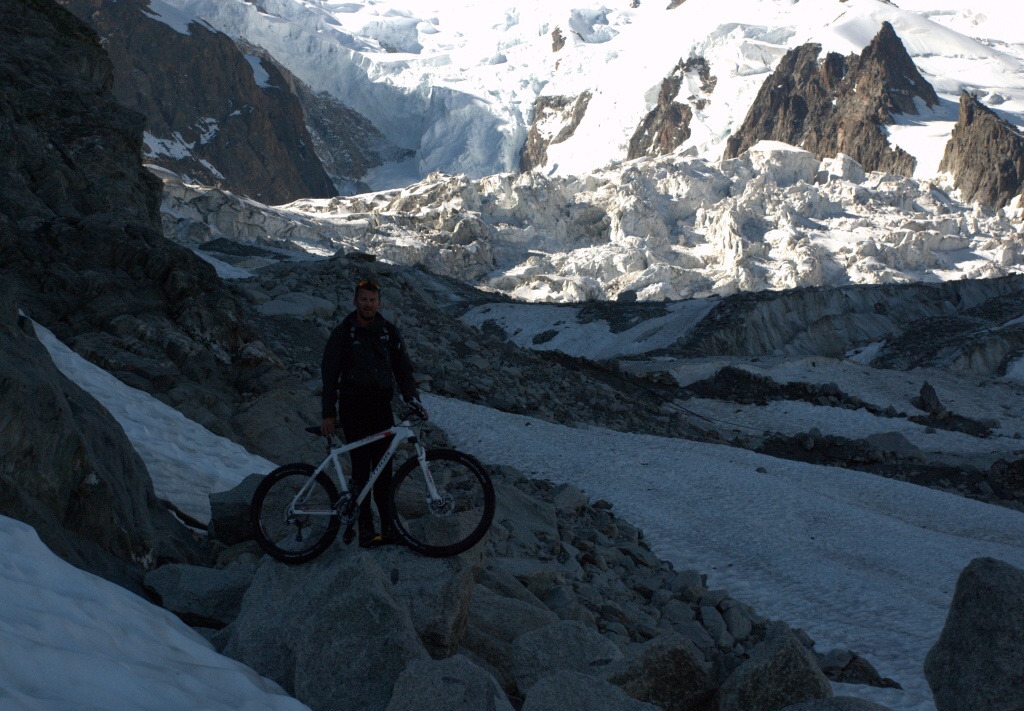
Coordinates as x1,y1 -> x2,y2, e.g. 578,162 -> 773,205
360,530 -> 403,548
358,530 -> 380,548
381,529 -> 403,546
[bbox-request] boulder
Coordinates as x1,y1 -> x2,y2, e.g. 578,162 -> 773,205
144,560 -> 256,628
924,557 -> 1024,711
492,482 -> 561,553
817,649 -> 900,689
476,562 -> 551,611
377,547 -> 476,658
717,622 -> 833,711
467,584 -> 560,644
222,553 -> 429,710
208,473 -> 264,545
509,620 -> 624,695
604,633 -> 717,710
385,655 -> 514,711
523,670 -> 661,711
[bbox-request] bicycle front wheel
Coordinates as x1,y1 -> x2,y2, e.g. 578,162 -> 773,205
250,463 -> 341,564
391,449 -> 495,558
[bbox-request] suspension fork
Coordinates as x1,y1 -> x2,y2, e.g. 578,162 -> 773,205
415,443 -> 443,502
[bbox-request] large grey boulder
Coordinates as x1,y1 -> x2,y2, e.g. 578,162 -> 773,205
509,620 -> 624,695
924,557 -> 1024,711
717,622 -> 833,711
476,563 -> 551,611
467,584 -> 560,644
604,633 -> 716,710
208,473 -> 263,545
492,482 -> 560,555
143,560 -> 256,628
523,670 -> 661,711
223,552 -> 428,711
385,655 -> 514,711
377,547 -> 476,658
458,584 -> 562,692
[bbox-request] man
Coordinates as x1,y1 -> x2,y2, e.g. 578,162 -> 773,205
321,279 -> 424,547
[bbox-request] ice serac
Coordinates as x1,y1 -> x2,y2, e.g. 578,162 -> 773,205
724,22 -> 939,177
62,0 -> 338,204
939,91 -> 1024,210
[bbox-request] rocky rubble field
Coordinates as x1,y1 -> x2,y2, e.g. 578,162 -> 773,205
147,438 -> 902,711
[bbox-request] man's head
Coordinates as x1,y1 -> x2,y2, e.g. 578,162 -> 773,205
353,279 -> 381,324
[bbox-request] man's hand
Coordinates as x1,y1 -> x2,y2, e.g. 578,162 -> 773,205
406,399 -> 428,420
321,417 -> 337,436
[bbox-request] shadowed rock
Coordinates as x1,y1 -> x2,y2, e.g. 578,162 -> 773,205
924,557 -> 1024,711
717,622 -> 833,711
725,22 -> 938,177
939,92 -> 1024,209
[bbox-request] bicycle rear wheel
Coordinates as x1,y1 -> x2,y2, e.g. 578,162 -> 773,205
250,463 -> 341,564
391,449 -> 495,558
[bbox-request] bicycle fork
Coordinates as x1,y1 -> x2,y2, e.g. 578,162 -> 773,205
415,444 -> 452,515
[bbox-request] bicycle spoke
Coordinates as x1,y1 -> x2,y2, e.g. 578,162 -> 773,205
250,464 -> 340,564
391,449 -> 495,557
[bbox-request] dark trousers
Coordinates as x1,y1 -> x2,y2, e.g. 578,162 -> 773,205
339,394 -> 395,536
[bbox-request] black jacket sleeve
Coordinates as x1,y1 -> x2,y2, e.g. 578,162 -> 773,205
388,325 -> 419,403
321,324 -> 346,419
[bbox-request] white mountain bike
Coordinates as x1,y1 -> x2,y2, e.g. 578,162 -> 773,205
250,409 -> 495,563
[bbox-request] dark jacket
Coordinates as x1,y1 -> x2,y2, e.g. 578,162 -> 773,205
321,311 -> 418,419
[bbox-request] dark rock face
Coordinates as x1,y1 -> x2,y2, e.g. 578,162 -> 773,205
519,92 -> 592,172
61,0 -> 337,204
939,92 -> 1024,209
552,27 -> 566,52
725,22 -> 938,177
0,0 -> 162,231
240,41 -> 414,196
627,57 -> 715,160
1,0 -> 292,479
0,290 -> 202,592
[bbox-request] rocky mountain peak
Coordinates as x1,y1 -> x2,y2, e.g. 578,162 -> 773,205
237,40 -> 414,196
627,56 -> 715,160
855,19 -> 939,117
939,91 -> 1024,209
724,21 -> 938,177
519,92 -> 593,173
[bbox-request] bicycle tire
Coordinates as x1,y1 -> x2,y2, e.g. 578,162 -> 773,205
250,463 -> 341,564
390,448 -> 495,558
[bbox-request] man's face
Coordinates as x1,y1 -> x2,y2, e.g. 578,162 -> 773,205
354,288 -> 381,322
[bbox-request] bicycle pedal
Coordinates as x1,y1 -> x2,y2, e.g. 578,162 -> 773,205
342,526 -> 356,545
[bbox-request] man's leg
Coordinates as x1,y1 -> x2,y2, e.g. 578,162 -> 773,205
341,399 -> 395,545
346,440 -> 381,540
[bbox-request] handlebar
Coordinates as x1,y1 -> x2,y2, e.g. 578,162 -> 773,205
304,407 -> 428,439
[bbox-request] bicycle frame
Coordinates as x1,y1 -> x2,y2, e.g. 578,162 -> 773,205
288,419 -> 441,519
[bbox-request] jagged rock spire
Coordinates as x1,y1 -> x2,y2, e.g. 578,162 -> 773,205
939,91 -> 1024,209
724,21 -> 939,177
